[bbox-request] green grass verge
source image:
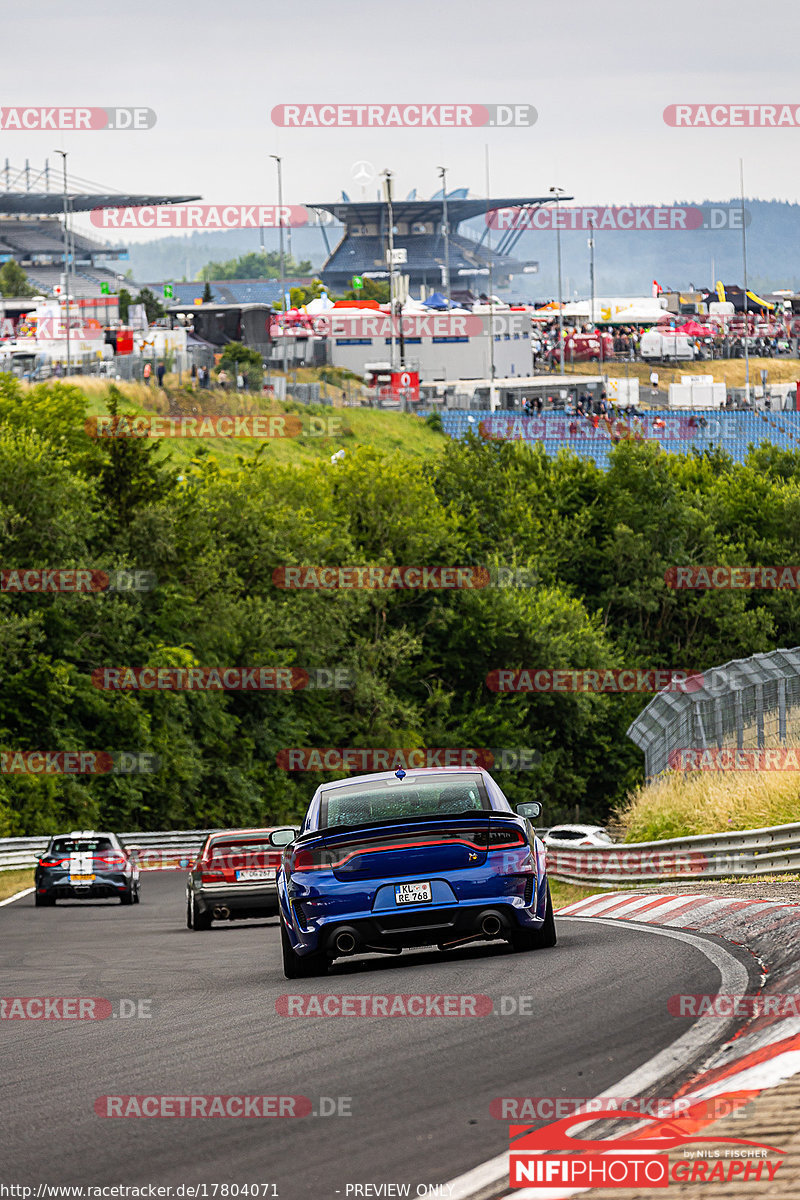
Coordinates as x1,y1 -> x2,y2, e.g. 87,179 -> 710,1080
0,869 -> 34,901
76,381 -> 446,471
550,880 -> 610,911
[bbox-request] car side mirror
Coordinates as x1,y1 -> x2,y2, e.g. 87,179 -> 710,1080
515,801 -> 542,820
270,827 -> 298,847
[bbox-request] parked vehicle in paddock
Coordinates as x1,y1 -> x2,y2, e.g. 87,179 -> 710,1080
186,826 -> 299,930
543,824 -> 616,849
277,767 -> 555,978
35,831 -> 140,906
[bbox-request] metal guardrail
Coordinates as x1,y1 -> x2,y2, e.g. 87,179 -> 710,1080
547,820 -> 800,885
0,829 -> 219,872
4,821 -> 800,883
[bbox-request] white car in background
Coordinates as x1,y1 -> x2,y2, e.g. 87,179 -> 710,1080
542,824 -> 616,849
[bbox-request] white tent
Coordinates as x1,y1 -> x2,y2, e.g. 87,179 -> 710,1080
304,292 -> 335,314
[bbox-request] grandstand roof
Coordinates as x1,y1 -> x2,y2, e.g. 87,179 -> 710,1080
0,193 -> 200,216
309,196 -> 567,225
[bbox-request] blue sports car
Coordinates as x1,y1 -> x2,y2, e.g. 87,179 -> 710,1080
277,766 -> 555,977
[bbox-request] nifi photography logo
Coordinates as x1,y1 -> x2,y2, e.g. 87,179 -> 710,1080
508,1099 -> 783,1189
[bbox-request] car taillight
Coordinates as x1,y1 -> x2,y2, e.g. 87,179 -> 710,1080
40,857 -> 68,867
286,845 -> 328,874
201,867 -> 226,882
94,853 -> 127,867
488,828 -> 527,847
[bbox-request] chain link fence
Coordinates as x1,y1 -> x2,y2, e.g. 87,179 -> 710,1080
627,647 -> 800,777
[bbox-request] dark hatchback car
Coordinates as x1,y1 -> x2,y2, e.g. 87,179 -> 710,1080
186,826 -> 298,930
35,830 -> 140,906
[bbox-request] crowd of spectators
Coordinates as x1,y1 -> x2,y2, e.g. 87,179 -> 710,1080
531,319 -> 793,368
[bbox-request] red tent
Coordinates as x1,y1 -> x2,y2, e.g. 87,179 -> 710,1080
674,320 -> 716,337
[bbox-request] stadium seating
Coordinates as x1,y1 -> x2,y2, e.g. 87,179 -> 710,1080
431,409 -> 800,468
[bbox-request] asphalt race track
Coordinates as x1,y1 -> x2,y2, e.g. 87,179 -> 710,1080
2,873 -> 735,1198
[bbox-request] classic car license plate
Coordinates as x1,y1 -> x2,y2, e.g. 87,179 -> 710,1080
236,869 -> 273,881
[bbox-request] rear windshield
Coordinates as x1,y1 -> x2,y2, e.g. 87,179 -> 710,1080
207,839 -> 281,867
50,837 -> 115,854
319,773 -> 490,829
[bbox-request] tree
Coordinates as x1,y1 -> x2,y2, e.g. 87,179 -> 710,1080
202,279 -> 213,303
342,278 -> 389,303
196,251 -> 313,282
117,287 -> 132,323
94,387 -> 178,531
133,288 -> 165,324
289,279 -> 326,309
0,260 -> 36,298
218,342 -> 263,389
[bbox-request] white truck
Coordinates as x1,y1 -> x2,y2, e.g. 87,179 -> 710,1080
639,330 -> 697,361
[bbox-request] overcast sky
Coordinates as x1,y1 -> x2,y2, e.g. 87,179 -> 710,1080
5,0 -> 800,245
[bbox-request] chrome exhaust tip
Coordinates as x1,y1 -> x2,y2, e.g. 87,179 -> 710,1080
212,905 -> 230,920
334,928 -> 358,955
481,913 -> 503,937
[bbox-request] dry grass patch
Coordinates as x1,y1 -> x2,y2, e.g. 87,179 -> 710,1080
617,766 -> 800,842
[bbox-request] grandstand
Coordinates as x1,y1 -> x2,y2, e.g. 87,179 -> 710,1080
310,191 -> 564,293
0,159 -> 199,298
434,409 -> 800,469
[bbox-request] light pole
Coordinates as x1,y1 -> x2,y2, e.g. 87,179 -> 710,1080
382,169 -> 397,370
740,159 -> 750,405
588,217 -> 602,369
270,154 -> 288,378
437,166 -> 451,309
588,218 -> 595,327
485,145 -> 497,411
550,185 -> 566,375
54,150 -> 71,375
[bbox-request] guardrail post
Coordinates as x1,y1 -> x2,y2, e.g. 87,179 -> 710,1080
735,689 -> 744,750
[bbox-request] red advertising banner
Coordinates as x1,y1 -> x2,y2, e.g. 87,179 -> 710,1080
391,369 -> 420,401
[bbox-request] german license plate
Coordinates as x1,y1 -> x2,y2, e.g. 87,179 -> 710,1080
70,874 -> 94,882
395,881 -> 432,905
236,869 -> 273,881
